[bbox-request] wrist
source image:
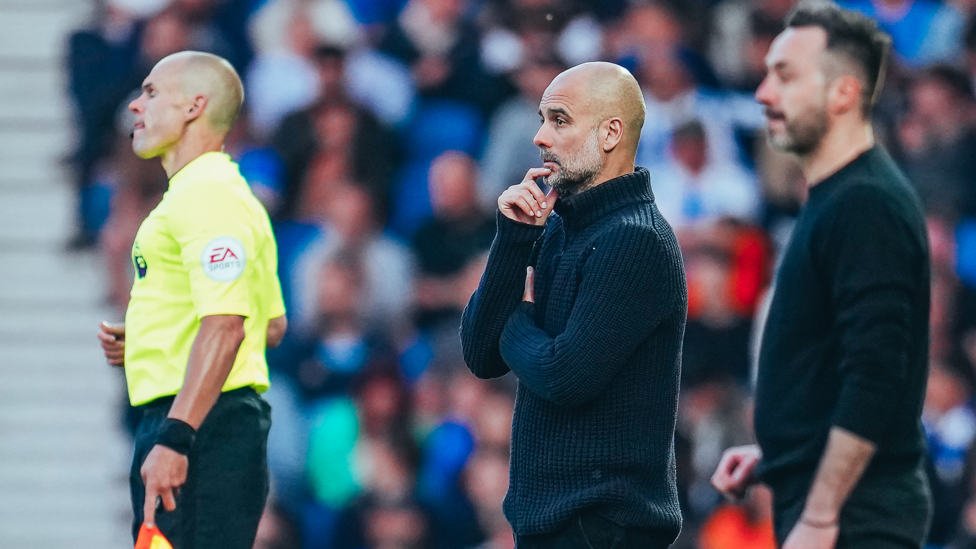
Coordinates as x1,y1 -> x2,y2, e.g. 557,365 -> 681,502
800,514 -> 838,529
155,418 -> 197,456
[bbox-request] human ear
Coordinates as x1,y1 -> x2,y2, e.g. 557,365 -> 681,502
602,118 -> 624,152
186,95 -> 207,122
829,75 -> 862,116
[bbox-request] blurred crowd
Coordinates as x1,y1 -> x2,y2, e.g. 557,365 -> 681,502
64,0 -> 976,547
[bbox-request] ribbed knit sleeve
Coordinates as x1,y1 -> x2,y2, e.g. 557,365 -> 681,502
460,212 -> 545,379
499,224 -> 679,408
815,184 -> 926,444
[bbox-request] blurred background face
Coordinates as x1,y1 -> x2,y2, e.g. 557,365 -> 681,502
429,151 -> 477,217
315,260 -> 362,321
906,77 -> 971,144
128,59 -> 190,159
673,129 -> 708,174
140,11 -> 191,63
419,0 -> 466,24
756,27 -> 831,155
314,104 -> 358,152
323,183 -> 376,241
366,504 -> 427,549
515,61 -> 564,102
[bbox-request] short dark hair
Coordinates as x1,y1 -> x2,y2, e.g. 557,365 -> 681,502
672,119 -> 707,142
786,0 -> 892,115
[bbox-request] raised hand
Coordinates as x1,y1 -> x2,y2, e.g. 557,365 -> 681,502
498,168 -> 558,226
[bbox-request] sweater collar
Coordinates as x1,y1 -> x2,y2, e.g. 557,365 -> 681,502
553,167 -> 654,231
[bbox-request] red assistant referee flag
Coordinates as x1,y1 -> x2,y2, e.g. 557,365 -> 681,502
134,523 -> 173,549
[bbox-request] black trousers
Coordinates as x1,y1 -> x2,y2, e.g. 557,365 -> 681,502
130,387 -> 271,549
771,461 -> 932,549
515,511 -> 673,549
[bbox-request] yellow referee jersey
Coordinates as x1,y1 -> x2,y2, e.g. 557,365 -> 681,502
124,152 -> 285,406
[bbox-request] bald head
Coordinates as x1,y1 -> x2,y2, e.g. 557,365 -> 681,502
533,62 -> 647,194
156,51 -> 244,135
550,62 -> 646,150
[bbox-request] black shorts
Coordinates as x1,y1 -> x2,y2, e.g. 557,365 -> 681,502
130,387 -> 271,549
770,460 -> 932,549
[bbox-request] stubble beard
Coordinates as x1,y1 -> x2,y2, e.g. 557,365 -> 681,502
766,98 -> 830,157
541,128 -> 605,197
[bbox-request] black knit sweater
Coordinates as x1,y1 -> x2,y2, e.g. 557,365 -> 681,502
755,146 -> 930,483
460,167 -> 686,537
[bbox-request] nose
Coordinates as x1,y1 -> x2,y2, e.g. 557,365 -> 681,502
755,75 -> 774,107
129,95 -> 143,114
533,123 -> 551,149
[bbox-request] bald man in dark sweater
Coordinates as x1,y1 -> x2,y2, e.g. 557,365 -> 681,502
460,62 -> 686,548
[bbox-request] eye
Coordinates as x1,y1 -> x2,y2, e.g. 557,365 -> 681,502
556,118 -> 565,127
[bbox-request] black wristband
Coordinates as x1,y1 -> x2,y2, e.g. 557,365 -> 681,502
155,418 -> 197,456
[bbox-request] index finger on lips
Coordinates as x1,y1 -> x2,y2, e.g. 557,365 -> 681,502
523,167 -> 552,181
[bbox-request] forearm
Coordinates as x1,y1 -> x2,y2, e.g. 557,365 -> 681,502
460,214 -> 542,378
500,301 -> 629,407
499,229 -> 677,407
267,314 -> 287,349
168,315 -> 245,429
801,426 -> 876,524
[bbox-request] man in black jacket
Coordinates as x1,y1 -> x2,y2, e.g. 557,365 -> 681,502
711,3 -> 932,549
460,62 -> 687,548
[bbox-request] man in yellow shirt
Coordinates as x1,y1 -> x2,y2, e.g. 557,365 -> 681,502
97,51 -> 287,549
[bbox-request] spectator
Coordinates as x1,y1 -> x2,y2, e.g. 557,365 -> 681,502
925,361 -> 976,546
377,0 -> 510,115
65,3 -> 185,248
650,119 -> 761,231
612,3 -> 765,170
897,64 -> 976,223
247,0 -> 361,137
275,95 -> 400,221
289,182 -> 415,340
681,244 -> 755,388
478,0 -> 601,77
709,0 -> 791,91
411,151 -> 494,330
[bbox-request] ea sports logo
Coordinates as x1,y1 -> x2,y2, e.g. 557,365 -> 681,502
201,237 -> 246,282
